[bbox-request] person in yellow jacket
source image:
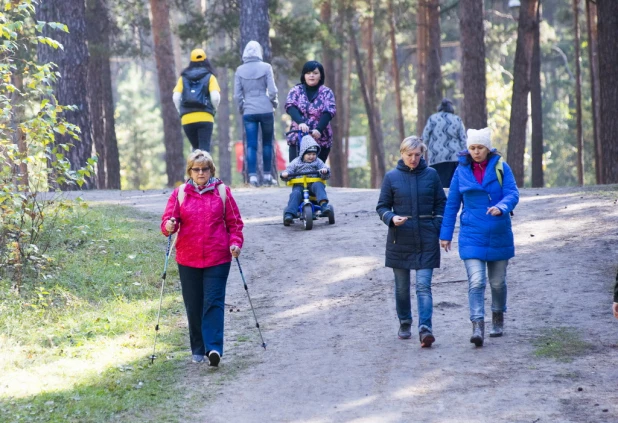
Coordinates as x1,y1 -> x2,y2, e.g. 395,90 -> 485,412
173,48 -> 221,152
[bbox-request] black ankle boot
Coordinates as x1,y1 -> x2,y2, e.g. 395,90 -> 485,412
489,312 -> 504,337
398,320 -> 412,339
470,321 -> 484,347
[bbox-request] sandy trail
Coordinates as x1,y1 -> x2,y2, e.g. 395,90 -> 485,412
79,185 -> 618,423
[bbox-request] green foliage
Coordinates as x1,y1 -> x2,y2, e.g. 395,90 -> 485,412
0,0 -> 95,292
114,65 -> 167,190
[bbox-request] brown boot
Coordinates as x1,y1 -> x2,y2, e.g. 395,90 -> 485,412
470,321 -> 484,347
489,312 -> 504,337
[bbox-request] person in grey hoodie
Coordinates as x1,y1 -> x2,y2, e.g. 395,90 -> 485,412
234,41 -> 279,187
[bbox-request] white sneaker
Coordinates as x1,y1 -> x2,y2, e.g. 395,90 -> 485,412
249,175 -> 258,187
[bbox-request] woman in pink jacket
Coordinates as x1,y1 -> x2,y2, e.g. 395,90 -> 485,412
161,150 -> 244,366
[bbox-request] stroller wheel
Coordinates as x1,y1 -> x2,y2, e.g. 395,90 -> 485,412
302,204 -> 313,230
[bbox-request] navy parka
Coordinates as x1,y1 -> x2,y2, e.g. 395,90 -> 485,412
377,157 -> 447,269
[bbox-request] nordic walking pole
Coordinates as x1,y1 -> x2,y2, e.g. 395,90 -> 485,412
150,220 -> 178,364
235,257 -> 267,349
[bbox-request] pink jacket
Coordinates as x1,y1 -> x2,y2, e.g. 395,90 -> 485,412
160,180 -> 244,268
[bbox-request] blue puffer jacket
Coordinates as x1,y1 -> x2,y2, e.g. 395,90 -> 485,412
377,157 -> 446,269
439,151 -> 519,261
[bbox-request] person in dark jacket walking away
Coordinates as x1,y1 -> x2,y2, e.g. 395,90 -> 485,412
173,49 -> 221,152
161,150 -> 244,366
376,136 -> 446,347
281,135 -> 331,225
234,41 -> 279,187
439,128 -> 519,347
285,61 -> 336,163
422,99 -> 467,188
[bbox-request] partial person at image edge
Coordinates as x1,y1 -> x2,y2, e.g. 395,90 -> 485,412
173,48 -> 221,152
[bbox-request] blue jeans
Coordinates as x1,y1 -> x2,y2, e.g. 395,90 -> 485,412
178,262 -> 231,356
243,113 -> 274,175
284,182 -> 328,215
392,268 -> 434,332
464,259 -> 508,322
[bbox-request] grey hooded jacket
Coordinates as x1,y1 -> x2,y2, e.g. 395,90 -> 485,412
234,41 -> 279,115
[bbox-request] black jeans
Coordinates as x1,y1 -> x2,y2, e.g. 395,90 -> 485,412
284,182 -> 328,215
178,261 -> 231,356
288,144 -> 330,163
183,121 -> 214,152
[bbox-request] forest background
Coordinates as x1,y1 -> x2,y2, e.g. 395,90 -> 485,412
5,0 -> 617,193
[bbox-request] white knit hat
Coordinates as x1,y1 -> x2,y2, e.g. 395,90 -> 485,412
466,127 -> 492,149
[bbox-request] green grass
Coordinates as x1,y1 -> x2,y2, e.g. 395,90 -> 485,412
0,205 -> 226,422
533,327 -> 593,362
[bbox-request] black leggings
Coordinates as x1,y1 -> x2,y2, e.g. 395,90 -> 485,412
183,121 -> 214,152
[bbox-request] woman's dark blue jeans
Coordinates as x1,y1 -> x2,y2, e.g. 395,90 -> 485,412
178,261 -> 231,356
243,113 -> 274,175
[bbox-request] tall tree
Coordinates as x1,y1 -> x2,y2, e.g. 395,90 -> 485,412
597,0 -> 618,183
321,0 -> 347,186
573,0 -> 583,185
149,0 -> 185,187
86,0 -> 120,189
215,38 -> 232,185
240,0 -> 271,62
416,0 -> 442,134
585,0 -> 602,183
459,0 -> 487,130
37,0 -> 94,189
530,3 -> 543,188
387,0 -> 405,141
349,5 -> 385,188
506,0 -> 539,186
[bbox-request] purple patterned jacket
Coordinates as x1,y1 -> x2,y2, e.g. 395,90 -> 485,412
285,84 -> 337,148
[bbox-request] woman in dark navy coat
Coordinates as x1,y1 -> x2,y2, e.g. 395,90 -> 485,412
377,136 -> 446,347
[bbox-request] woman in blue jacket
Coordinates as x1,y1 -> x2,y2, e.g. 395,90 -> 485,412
439,128 -> 519,347
377,136 -> 446,347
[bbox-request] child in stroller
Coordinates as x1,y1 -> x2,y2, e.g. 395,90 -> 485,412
280,135 -> 332,227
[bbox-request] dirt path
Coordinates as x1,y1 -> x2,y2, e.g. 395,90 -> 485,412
79,185 -> 618,422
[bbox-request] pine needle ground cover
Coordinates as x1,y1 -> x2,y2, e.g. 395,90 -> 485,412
0,205 -> 207,422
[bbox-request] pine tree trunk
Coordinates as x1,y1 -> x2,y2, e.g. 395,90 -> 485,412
388,0 -> 405,141
216,62 -> 232,184
459,0 -> 487,130
597,0 -> 618,183
573,0 -> 584,185
507,0 -> 539,187
530,4 -> 544,188
586,0 -> 602,184
240,0 -> 271,62
149,0 -> 185,187
416,0 -> 442,134
37,0 -> 93,190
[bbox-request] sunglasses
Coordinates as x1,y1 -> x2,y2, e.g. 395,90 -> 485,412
190,167 -> 210,173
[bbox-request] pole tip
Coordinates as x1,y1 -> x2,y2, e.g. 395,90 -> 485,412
262,343 -> 267,350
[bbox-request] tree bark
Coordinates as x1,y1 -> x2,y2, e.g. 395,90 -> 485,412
597,0 -> 618,183
416,0 -> 442,135
37,0 -> 93,190
350,7 -> 385,188
388,0 -> 405,141
86,0 -> 119,189
530,3 -> 544,188
215,51 -> 232,184
506,0 -> 538,187
585,0 -> 602,184
573,0 -> 584,185
240,0 -> 271,62
361,2 -> 385,188
149,0 -> 185,187
459,0 -> 487,130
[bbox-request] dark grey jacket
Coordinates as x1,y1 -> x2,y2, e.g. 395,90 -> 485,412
376,158 -> 446,269
233,41 -> 278,115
